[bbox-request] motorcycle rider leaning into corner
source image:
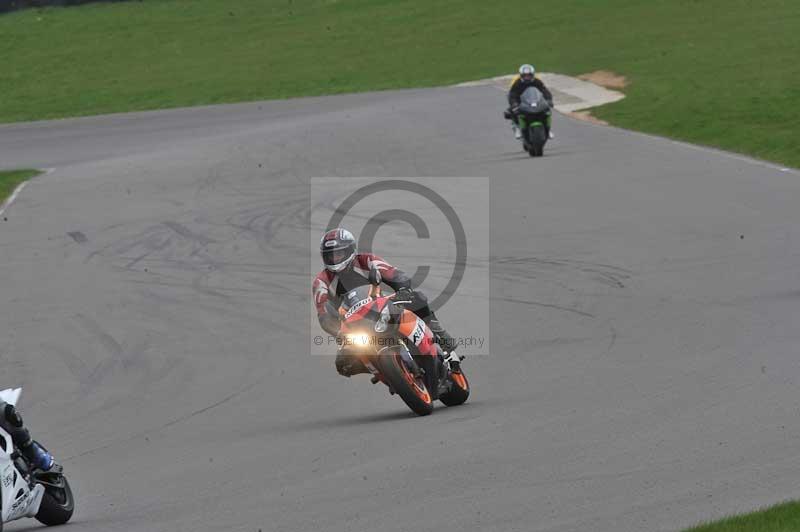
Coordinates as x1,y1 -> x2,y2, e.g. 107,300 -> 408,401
313,228 -> 462,377
0,399 -> 55,471
507,63 -> 555,140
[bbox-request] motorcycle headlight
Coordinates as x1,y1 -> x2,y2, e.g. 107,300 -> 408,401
374,306 -> 390,333
345,333 -> 370,346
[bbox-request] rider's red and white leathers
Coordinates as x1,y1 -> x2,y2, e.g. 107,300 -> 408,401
313,253 -> 411,334
312,253 -> 454,356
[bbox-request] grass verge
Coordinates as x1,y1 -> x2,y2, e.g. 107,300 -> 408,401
684,500 -> 800,532
0,169 -> 41,206
0,0 -> 798,167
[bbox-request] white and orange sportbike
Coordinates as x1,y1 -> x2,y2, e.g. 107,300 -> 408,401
336,269 -> 470,416
0,388 -> 74,531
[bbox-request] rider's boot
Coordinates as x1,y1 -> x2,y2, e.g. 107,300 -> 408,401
19,440 -> 55,471
424,318 -> 462,372
21,441 -> 54,471
546,115 -> 555,139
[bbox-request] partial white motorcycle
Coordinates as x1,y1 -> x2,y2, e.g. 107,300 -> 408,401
0,388 -> 74,531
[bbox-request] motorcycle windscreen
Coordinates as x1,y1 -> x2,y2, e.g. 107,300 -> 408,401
0,388 -> 22,406
518,87 -> 549,114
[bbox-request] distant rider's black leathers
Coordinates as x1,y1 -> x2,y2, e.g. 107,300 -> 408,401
507,75 -> 553,107
506,75 -> 554,136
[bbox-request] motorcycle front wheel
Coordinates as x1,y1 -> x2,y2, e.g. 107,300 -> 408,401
35,474 -> 75,526
528,125 -> 546,157
379,351 -> 434,416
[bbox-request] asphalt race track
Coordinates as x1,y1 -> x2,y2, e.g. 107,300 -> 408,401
2,86 -> 800,532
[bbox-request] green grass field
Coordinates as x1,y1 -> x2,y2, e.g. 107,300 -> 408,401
684,501 -> 800,532
1,0 -> 798,167
0,169 -> 41,205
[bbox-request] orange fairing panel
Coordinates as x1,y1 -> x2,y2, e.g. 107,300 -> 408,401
397,310 -> 436,356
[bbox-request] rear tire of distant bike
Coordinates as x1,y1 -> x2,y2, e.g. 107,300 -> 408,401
439,370 -> 470,406
379,352 -> 434,416
35,475 -> 75,526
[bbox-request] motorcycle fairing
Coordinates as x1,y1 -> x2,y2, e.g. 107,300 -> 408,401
0,388 -> 45,524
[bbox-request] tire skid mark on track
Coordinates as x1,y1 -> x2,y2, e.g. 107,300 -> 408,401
492,295 -> 595,318
607,326 -> 618,353
62,374 -> 266,462
73,313 -> 154,394
491,256 -> 631,321
161,221 -> 216,246
134,286 -> 302,336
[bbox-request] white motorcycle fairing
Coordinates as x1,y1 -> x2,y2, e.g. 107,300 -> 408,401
0,388 -> 45,525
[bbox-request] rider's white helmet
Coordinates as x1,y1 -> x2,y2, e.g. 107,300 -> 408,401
519,64 -> 535,78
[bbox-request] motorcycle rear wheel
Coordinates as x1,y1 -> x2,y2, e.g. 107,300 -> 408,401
379,352 -> 434,416
439,370 -> 470,406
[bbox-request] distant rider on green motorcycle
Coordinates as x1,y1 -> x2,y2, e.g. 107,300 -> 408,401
507,64 -> 555,140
